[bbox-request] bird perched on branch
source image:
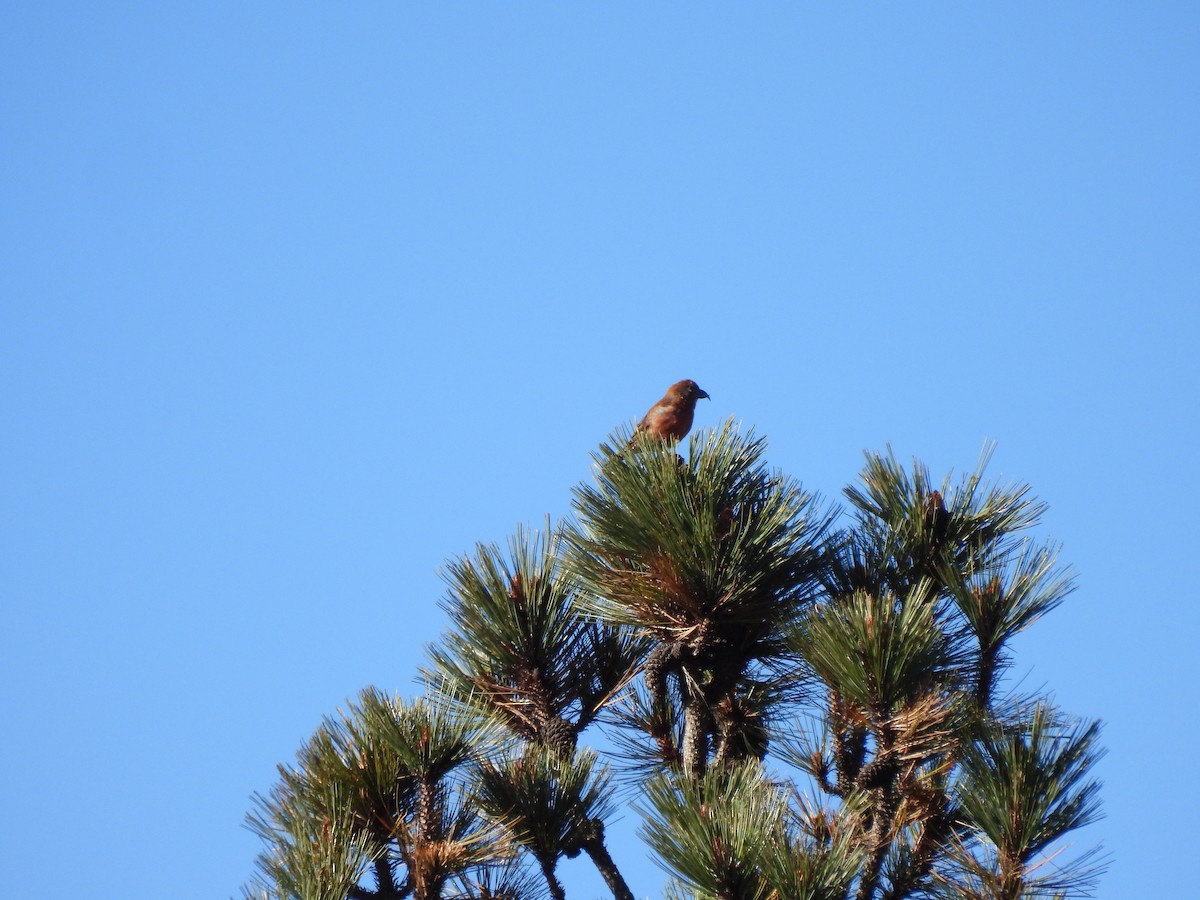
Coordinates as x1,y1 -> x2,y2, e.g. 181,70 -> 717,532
634,379 -> 710,442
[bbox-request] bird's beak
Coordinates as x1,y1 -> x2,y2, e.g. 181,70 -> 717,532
698,388 -> 710,400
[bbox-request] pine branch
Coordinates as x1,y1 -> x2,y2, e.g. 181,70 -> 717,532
578,820 -> 635,900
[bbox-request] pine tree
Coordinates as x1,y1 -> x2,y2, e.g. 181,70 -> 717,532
244,422 -> 1104,900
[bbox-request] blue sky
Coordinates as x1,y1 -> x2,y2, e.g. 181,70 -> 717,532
2,4 -> 1197,897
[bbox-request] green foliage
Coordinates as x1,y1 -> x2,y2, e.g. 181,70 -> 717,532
943,706 -> 1105,898
639,762 -> 864,900
244,425 -> 1104,900
451,860 -> 548,900
568,422 -> 834,779
841,444 -> 1044,595
639,763 -> 781,900
794,583 -> 959,719
244,688 -> 507,900
475,747 -> 617,864
244,782 -> 370,900
425,521 -> 647,752
570,420 -> 833,641
354,687 -> 486,785
948,543 -> 1073,653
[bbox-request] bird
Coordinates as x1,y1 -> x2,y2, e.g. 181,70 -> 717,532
634,379 -> 710,441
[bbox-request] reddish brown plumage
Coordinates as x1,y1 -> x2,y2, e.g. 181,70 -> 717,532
634,379 -> 710,441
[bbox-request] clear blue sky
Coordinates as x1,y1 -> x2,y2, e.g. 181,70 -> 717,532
2,4 -> 1196,897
